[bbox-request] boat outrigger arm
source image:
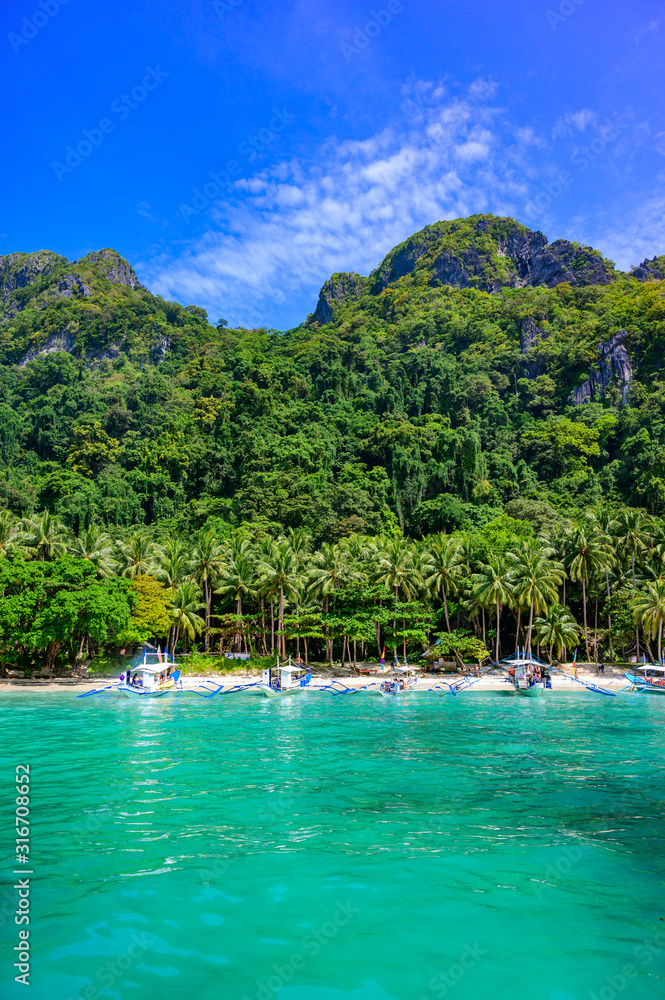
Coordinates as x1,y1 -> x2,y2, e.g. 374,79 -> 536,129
492,649 -> 616,697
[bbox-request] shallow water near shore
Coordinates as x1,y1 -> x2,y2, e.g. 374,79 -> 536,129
1,691 -> 664,1000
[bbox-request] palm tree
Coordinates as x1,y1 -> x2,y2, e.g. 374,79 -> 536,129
118,530 -> 158,578
171,582 -> 205,651
189,528 -> 225,651
567,525 -> 613,663
471,555 -> 512,662
424,533 -> 463,632
216,553 -> 258,651
0,510 -> 26,558
376,537 -> 420,602
632,580 -> 665,661
308,541 -> 351,664
152,536 -> 190,588
532,605 -> 580,663
20,512 -> 69,560
509,547 -> 564,656
69,526 -> 117,577
611,509 -> 653,588
258,539 -> 298,658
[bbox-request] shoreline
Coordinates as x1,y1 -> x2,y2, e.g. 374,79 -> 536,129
0,667 -> 631,695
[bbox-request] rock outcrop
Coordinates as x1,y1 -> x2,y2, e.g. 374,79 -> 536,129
520,317 -> 548,378
571,330 -> 633,405
632,255 -> 665,282
310,272 -> 367,324
19,331 -> 76,367
57,275 -> 92,300
76,249 -> 143,289
0,251 -> 68,308
368,215 -> 616,295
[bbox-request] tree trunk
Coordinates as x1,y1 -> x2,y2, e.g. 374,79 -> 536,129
278,584 -> 285,658
594,595 -> 598,666
582,576 -> 589,663
605,569 -> 614,658
270,602 -> 275,654
324,594 -> 332,666
43,640 -> 59,672
526,601 -> 535,655
442,584 -> 450,632
204,579 -> 210,652
496,600 -> 501,663
659,618 -> 663,663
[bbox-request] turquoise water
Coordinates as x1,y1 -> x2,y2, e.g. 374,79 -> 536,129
1,691 -> 664,1000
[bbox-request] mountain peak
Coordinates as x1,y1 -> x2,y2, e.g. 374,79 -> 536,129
309,214 -> 619,325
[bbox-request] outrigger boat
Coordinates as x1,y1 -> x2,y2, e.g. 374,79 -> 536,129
624,664 -> 665,695
379,665 -> 418,697
499,651 -> 550,697
260,656 -> 312,698
118,649 -> 179,698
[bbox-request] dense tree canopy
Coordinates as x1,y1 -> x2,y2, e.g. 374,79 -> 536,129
1,216 -> 665,672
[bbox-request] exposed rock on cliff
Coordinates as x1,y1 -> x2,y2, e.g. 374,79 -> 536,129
368,215 -> 616,295
20,331 -> 76,367
571,330 -> 633,405
76,249 -> 143,289
57,275 -> 92,300
520,317 -> 549,378
632,255 -> 665,282
310,272 -> 368,324
0,251 -> 68,310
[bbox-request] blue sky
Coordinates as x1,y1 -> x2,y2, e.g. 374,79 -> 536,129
2,0 -> 665,328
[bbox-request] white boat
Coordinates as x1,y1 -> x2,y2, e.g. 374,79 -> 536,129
118,651 -> 178,698
379,666 -> 418,697
260,657 -> 312,697
624,664 -> 665,695
504,655 -> 548,697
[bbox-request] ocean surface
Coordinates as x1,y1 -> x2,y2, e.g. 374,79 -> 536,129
1,689 -> 664,1000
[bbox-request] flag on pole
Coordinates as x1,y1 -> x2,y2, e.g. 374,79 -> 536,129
380,646 -> 385,668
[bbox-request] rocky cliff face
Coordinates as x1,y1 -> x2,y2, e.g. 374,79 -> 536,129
310,215 -> 618,321
371,215 -> 616,293
0,247 -> 142,320
311,272 -> 368,324
571,330 -> 633,405
520,317 -> 548,378
0,247 -> 160,367
632,255 -> 665,282
77,249 -> 143,289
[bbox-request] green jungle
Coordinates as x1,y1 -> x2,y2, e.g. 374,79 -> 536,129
1,214 -> 665,674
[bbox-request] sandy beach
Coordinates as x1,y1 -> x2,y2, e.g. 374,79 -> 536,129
0,666 -> 632,695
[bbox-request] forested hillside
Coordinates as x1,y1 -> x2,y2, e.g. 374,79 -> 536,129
1,214 -> 665,672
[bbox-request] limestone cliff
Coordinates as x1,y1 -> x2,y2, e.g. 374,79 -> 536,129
571,331 -> 633,405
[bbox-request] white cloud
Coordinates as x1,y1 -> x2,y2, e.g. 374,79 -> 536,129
138,81 -> 537,328
552,109 -> 597,139
593,192 -> 665,270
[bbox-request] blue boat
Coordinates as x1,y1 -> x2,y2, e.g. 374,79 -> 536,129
624,665 -> 665,695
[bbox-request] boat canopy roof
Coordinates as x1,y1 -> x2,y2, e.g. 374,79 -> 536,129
634,665 -> 665,674
129,663 -> 170,675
